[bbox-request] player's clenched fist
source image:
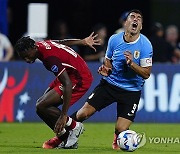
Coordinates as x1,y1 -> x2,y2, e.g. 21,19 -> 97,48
98,64 -> 112,76
124,51 -> 133,65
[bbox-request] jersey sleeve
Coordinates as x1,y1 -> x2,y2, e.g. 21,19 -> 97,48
43,56 -> 66,76
105,34 -> 116,60
140,39 -> 153,67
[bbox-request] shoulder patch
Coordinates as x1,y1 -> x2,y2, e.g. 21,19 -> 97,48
51,65 -> 58,72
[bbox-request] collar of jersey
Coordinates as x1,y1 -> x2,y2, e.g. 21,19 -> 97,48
125,35 -> 140,44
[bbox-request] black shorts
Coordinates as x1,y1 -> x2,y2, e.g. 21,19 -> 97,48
86,79 -> 141,121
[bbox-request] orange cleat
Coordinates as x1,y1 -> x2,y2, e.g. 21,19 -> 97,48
42,136 -> 62,149
112,134 -> 120,150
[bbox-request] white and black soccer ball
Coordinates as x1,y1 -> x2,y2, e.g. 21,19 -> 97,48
117,130 -> 140,152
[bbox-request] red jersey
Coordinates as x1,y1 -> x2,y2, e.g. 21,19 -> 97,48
36,40 -> 93,106
36,40 -> 92,81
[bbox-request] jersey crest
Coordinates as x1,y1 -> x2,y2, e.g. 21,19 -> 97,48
134,50 -> 140,59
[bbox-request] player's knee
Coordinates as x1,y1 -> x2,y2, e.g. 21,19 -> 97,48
36,101 -> 41,113
36,99 -> 45,113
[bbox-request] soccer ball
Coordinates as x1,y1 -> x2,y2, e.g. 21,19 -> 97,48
117,130 -> 139,152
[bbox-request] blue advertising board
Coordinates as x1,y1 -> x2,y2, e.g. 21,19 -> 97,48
0,62 -> 180,123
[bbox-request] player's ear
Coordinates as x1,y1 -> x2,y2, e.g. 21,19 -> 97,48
124,20 -> 127,27
140,24 -> 142,31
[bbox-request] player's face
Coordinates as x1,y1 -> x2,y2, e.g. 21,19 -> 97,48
124,12 -> 142,35
21,47 -> 38,63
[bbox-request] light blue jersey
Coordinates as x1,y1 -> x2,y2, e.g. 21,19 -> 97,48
104,32 -> 153,91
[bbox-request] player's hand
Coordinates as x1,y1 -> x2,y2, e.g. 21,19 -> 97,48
124,51 -> 133,65
54,114 -> 67,135
98,64 -> 112,76
84,32 -> 101,51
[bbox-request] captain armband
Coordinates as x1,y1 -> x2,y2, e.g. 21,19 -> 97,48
140,58 -> 152,67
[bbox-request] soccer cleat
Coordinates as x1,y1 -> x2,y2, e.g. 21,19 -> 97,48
42,136 -> 62,149
112,134 -> 120,150
65,122 -> 84,148
112,141 -> 120,150
56,141 -> 78,149
56,141 -> 65,149
63,142 -> 78,149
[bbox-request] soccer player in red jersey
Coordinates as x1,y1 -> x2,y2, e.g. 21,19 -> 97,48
14,33 -> 100,149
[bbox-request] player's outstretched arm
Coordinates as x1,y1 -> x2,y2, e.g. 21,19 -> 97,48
52,32 -> 101,51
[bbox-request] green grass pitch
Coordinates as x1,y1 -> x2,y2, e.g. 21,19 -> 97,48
0,123 -> 180,153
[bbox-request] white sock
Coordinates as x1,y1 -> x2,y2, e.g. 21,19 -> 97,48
66,117 -> 73,126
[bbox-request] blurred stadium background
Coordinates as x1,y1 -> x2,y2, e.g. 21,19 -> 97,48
1,0 -> 180,123
0,0 -> 180,153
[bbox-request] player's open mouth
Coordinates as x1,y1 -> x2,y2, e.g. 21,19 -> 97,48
132,23 -> 138,30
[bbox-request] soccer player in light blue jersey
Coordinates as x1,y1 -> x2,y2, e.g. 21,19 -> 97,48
71,9 -> 153,150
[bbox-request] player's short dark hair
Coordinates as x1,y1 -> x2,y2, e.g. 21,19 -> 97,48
126,9 -> 143,21
120,11 -> 129,22
14,36 -> 35,55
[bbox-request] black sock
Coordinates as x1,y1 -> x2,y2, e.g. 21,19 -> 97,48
70,111 -> 78,121
115,128 -> 129,135
115,130 -> 120,136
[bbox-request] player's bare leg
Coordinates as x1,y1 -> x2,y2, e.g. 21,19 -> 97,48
36,89 -> 63,130
36,89 -> 80,149
71,102 -> 96,122
112,117 -> 132,150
